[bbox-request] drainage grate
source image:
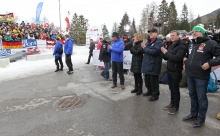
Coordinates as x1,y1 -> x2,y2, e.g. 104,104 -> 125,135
55,96 -> 86,110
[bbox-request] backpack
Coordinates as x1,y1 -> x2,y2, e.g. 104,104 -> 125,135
207,69 -> 219,93
57,46 -> 63,54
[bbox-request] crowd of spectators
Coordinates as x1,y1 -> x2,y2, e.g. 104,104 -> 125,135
0,21 -> 65,41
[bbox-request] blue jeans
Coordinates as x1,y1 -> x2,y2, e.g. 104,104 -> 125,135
101,62 -> 111,80
187,76 -> 209,122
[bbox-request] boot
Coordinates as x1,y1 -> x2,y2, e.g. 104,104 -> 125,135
136,90 -> 143,95
60,67 -> 63,71
131,88 -> 138,93
111,84 -> 117,88
121,85 -> 125,90
54,69 -> 59,72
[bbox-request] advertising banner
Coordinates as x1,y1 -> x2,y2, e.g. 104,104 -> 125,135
0,13 -> 14,22
22,39 -> 37,48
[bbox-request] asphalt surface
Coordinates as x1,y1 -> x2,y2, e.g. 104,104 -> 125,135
0,64 -> 220,136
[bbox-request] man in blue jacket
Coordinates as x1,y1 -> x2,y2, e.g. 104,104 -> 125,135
108,32 -> 125,90
53,37 -> 63,72
141,28 -> 163,101
64,34 -> 74,75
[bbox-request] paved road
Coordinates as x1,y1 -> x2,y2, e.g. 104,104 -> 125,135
0,64 -> 220,136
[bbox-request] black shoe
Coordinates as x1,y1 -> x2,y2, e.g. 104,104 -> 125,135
149,96 -> 158,101
163,103 -> 173,110
168,107 -> 178,115
193,120 -> 205,128
85,63 -> 89,64
136,90 -> 143,95
182,115 -> 197,121
67,71 -> 74,75
131,89 -> 138,93
143,91 -> 152,96
59,67 -> 63,71
54,69 -> 59,72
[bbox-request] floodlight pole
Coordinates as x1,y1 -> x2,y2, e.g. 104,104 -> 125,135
58,0 -> 62,32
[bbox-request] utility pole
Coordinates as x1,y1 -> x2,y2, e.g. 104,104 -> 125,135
58,0 -> 62,32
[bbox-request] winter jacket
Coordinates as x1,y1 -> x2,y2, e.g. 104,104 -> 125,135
53,41 -> 63,57
99,40 -> 111,62
141,38 -> 163,75
108,38 -> 124,62
89,42 -> 95,54
130,40 -> 143,73
64,38 -> 74,55
185,36 -> 220,80
182,39 -> 191,57
163,39 -> 187,73
97,42 -> 102,50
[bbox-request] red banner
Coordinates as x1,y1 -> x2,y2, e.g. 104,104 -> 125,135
46,39 -> 56,49
2,41 -> 22,49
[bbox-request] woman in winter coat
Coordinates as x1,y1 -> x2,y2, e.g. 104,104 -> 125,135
130,33 -> 143,95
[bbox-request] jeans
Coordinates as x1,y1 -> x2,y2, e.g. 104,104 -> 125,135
65,54 -> 73,71
101,62 -> 111,80
87,53 -> 93,64
55,56 -> 63,70
167,71 -> 182,109
187,76 -> 209,122
144,74 -> 160,98
112,61 -> 124,85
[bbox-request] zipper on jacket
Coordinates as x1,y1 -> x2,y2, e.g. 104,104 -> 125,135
190,45 -> 196,67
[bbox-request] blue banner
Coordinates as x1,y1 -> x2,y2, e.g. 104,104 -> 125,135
22,39 -> 37,48
36,2 -> 43,22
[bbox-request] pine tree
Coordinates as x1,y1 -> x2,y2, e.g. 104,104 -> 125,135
118,12 -> 131,36
158,0 -> 169,34
130,18 -> 137,35
180,3 -> 190,31
102,25 -> 109,36
112,22 -> 119,32
140,8 -> 148,34
195,15 -> 201,26
167,1 -> 178,34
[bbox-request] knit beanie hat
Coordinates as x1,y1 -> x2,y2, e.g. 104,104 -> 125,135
104,35 -> 110,40
112,32 -> 119,37
192,24 -> 206,35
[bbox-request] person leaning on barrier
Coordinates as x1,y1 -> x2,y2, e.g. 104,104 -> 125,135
141,28 -> 163,101
161,30 -> 187,115
182,24 -> 220,127
108,32 -> 125,90
130,33 -> 144,95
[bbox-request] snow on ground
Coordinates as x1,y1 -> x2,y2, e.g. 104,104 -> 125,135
0,46 -> 89,83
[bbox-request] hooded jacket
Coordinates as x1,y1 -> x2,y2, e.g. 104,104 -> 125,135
108,38 -> 124,62
53,41 -> 63,57
64,38 -> 74,55
185,36 -> 220,80
163,39 -> 187,73
141,38 -> 163,75
99,40 -> 111,62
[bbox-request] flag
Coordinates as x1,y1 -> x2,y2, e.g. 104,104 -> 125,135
36,2 -> 44,22
65,11 -> 70,30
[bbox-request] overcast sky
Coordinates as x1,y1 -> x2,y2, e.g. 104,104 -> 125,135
1,0 -> 220,33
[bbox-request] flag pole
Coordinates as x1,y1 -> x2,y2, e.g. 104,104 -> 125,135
58,0 -> 62,32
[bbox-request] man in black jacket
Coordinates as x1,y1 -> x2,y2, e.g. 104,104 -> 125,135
183,25 -> 220,127
99,35 -> 112,81
161,30 -> 187,115
86,39 -> 95,64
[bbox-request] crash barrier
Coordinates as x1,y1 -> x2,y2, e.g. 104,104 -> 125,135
0,39 -> 56,57
0,58 -> 10,67
26,54 -> 53,61
93,50 -> 132,70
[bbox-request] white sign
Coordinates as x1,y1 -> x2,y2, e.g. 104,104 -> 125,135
93,50 -> 132,70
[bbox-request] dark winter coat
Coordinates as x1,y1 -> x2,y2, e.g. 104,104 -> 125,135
130,40 -> 143,73
182,39 -> 191,57
89,42 -> 95,54
163,39 -> 187,73
141,38 -> 163,75
53,41 -> 63,57
185,36 -> 220,80
99,40 -> 111,62
64,38 -> 74,55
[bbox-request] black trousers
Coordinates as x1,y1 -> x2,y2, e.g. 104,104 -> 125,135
112,61 -> 124,85
144,74 -> 160,98
55,56 -> 63,70
65,54 -> 73,71
134,73 -> 143,91
87,53 -> 93,64
167,71 -> 182,109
